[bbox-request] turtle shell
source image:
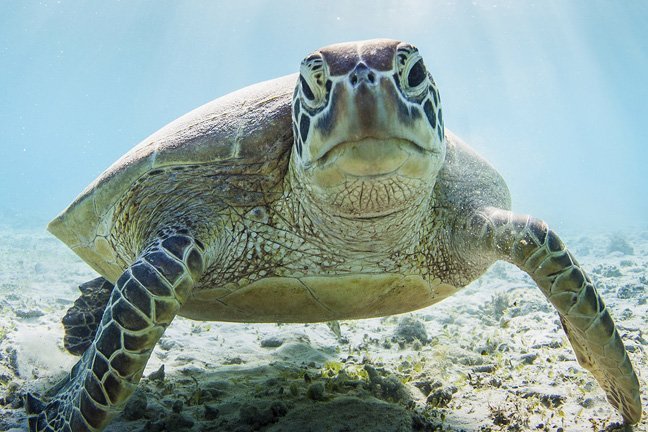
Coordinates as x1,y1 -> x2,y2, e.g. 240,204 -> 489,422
48,74 -> 298,282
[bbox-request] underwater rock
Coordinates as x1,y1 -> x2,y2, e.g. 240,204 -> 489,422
14,309 -> 44,319
616,284 -> 642,299
580,397 -> 595,408
147,364 -> 165,382
426,388 -> 452,407
166,412 -> 194,430
519,387 -> 566,408
171,399 -> 183,413
140,419 -> 165,432
394,316 -> 428,343
276,342 -> 330,365
5,347 -> 19,375
270,401 -> 288,417
0,381 -> 20,409
592,264 -> 622,278
411,411 -> 444,431
607,233 -> 634,255
260,336 -> 284,348
273,396 -> 414,431
472,364 -> 496,373
158,338 -> 177,351
239,400 -> 287,428
204,404 -> 220,420
519,352 -> 538,365
307,382 -> 326,401
365,364 -> 411,403
121,388 -> 148,420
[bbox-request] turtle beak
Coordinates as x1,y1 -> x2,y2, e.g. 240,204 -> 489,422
300,59 -> 442,168
307,67 -> 425,163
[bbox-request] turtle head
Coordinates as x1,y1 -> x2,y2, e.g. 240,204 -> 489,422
290,39 -> 445,219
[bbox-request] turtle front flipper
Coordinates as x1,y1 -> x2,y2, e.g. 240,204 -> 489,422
26,232 -> 205,432
465,207 -> 641,424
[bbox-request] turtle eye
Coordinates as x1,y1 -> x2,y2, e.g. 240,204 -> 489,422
300,75 -> 315,101
299,53 -> 328,110
396,44 -> 429,98
407,59 -> 426,88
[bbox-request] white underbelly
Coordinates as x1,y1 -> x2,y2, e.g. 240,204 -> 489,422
180,273 -> 458,323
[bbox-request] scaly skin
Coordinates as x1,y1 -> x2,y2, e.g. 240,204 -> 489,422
462,207 -> 642,423
62,278 -> 114,356
26,230 -> 205,431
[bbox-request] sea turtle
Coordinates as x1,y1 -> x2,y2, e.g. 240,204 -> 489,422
26,39 -> 641,431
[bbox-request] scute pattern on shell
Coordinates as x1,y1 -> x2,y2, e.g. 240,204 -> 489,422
48,74 -> 297,281
110,154 -> 290,274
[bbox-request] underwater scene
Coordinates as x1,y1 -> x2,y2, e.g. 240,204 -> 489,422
1,1 -> 646,431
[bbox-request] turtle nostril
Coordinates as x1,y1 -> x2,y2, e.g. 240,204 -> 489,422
349,63 -> 377,87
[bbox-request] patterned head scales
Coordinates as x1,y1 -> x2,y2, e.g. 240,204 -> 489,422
291,39 -> 444,166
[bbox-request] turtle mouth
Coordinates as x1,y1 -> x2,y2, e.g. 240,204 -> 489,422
298,136 -> 440,219
337,206 -> 405,220
311,137 -> 431,174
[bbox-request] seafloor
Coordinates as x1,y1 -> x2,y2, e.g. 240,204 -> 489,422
0,223 -> 646,431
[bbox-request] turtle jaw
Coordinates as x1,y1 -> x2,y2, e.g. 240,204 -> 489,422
291,135 -> 440,221
310,136 -> 434,169
302,76 -> 442,166
307,137 -> 438,183
292,75 -> 445,220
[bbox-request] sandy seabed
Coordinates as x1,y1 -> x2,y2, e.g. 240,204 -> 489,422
0,225 -> 646,432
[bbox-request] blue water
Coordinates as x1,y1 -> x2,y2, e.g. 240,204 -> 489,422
1,1 -> 647,232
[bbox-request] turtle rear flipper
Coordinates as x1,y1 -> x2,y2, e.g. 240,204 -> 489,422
62,277 -> 114,356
